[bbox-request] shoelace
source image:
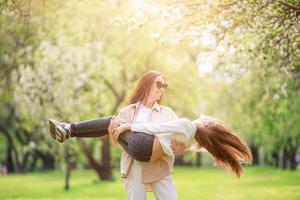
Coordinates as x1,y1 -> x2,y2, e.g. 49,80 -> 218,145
61,120 -> 72,138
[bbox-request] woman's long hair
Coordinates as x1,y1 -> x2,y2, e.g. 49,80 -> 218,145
127,71 -> 163,105
194,118 -> 253,177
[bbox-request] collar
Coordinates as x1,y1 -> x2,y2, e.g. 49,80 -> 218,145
131,101 -> 161,112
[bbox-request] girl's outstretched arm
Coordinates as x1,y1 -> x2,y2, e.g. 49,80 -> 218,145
114,118 -> 195,138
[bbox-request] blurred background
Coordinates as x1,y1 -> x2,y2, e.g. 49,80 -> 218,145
0,0 -> 299,199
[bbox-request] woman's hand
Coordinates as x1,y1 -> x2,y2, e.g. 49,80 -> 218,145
108,116 -> 120,135
113,123 -> 132,139
171,139 -> 185,155
108,117 -> 122,147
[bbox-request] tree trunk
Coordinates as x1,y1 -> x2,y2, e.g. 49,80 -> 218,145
196,153 -> 202,167
174,155 -> 185,166
19,152 -> 33,172
271,151 -> 280,167
250,144 -> 259,165
2,130 -> 16,173
282,148 -> 289,169
289,150 -> 297,170
65,166 -> 71,191
78,139 -> 112,180
29,153 -> 38,171
6,142 -> 15,173
99,136 -> 112,180
38,152 -> 55,171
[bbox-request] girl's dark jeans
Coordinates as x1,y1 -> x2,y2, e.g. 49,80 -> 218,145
71,117 -> 154,162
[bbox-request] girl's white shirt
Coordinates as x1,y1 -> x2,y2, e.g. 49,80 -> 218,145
132,117 -> 197,158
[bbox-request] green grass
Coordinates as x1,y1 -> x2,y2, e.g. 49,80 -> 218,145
0,166 -> 299,200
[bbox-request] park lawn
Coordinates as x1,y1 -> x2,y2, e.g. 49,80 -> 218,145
0,166 -> 299,200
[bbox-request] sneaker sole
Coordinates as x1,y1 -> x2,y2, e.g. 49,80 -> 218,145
48,119 -> 57,140
48,119 -> 66,143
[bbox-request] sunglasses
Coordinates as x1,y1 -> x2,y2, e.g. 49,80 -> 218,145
155,81 -> 168,89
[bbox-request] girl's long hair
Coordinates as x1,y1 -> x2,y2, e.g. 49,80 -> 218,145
194,118 -> 253,177
127,71 -> 163,105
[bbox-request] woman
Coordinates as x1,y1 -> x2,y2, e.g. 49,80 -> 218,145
50,71 -> 181,200
50,115 -> 252,177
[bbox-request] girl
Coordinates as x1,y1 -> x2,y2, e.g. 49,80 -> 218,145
49,114 -> 252,177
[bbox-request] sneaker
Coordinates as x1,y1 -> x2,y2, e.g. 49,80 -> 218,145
48,119 -> 72,143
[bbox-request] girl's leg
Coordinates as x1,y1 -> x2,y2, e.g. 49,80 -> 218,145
49,117 -> 112,142
71,120 -> 161,162
49,118 -> 165,162
71,117 -> 112,137
117,133 -> 166,162
117,131 -> 155,162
